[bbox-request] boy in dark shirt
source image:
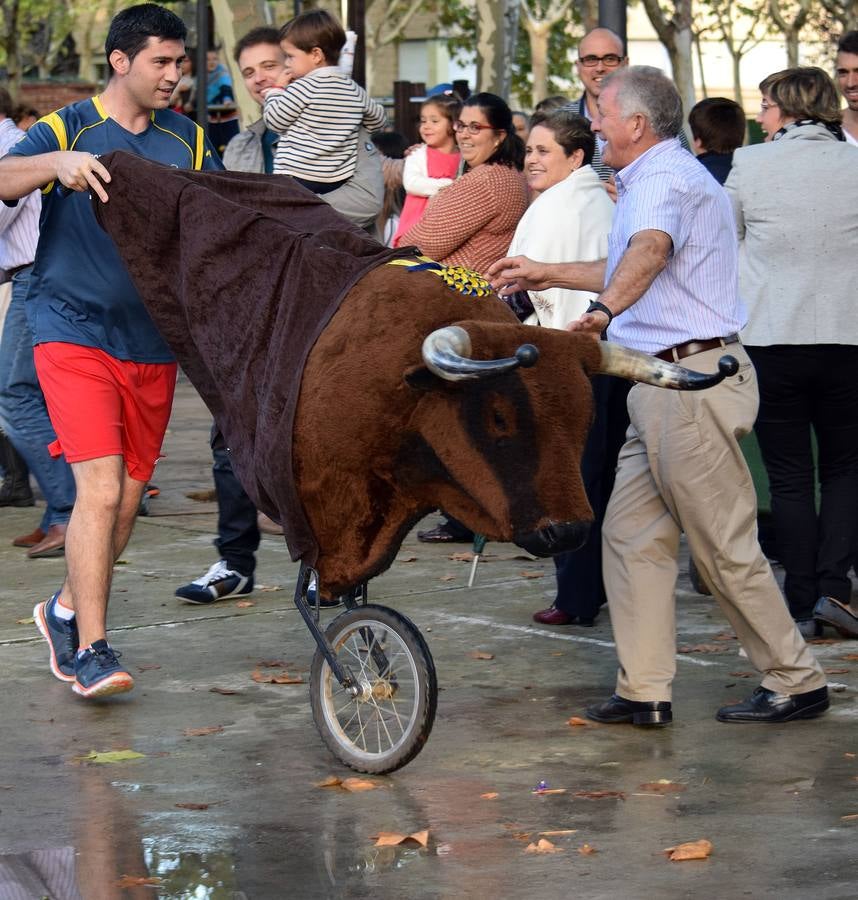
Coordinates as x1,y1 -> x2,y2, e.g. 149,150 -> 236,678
689,97 -> 746,185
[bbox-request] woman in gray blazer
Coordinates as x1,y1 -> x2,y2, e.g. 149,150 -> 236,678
725,67 -> 858,639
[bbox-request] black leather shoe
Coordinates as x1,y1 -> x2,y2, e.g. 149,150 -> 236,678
716,685 -> 829,723
586,693 -> 672,726
814,596 -> 858,639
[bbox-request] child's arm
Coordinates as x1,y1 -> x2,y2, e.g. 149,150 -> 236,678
361,92 -> 387,132
262,83 -> 307,133
402,145 -> 453,197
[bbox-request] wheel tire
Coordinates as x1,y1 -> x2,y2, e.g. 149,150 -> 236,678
309,604 -> 437,774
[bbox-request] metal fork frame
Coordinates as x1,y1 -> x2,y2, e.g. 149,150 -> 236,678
293,562 -> 368,695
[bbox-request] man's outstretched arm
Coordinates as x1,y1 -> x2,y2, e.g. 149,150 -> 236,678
0,152 -> 112,203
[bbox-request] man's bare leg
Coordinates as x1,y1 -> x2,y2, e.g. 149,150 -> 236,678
60,456 -> 145,648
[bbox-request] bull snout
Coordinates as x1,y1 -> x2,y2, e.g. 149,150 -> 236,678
514,521 -> 590,558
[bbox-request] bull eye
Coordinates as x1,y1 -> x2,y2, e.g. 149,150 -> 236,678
493,410 -> 507,430
485,396 -> 517,443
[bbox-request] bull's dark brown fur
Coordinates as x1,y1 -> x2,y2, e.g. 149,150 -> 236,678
294,264 -> 602,596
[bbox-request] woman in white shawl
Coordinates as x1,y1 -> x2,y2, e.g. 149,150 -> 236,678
505,110 -> 624,628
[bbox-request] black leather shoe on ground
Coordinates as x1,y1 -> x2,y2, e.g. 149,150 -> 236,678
716,685 -> 829,723
585,694 -> 672,726
814,596 -> 858,639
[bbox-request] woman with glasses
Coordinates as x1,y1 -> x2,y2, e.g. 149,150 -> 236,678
397,92 -> 528,276
725,67 -> 858,639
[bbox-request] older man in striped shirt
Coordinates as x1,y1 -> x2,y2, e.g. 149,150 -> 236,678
489,66 -> 828,727
0,88 -> 75,557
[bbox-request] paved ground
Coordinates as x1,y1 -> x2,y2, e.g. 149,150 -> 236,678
1,376 -> 857,900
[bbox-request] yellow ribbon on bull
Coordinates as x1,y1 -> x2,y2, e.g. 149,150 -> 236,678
388,256 -> 493,298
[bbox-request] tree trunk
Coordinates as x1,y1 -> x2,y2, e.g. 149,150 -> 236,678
641,0 -> 694,131
475,0 -> 520,97
786,29 -> 800,67
694,31 -> 707,99
732,53 -> 742,106
526,20 -> 550,107
211,0 -> 269,126
577,0 -> 599,32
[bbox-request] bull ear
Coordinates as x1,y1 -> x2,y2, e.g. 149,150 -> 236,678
404,365 -> 439,391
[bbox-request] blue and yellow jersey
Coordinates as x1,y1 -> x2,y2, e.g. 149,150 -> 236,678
9,96 -> 224,362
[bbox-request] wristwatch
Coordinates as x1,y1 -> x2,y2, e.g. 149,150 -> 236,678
585,300 -> 613,326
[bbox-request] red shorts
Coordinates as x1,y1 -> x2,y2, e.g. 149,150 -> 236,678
34,342 -> 178,481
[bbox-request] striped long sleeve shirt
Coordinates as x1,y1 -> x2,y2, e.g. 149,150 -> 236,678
263,67 -> 386,183
0,118 -> 40,271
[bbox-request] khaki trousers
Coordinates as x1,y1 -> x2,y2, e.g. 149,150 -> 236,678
602,344 -> 826,702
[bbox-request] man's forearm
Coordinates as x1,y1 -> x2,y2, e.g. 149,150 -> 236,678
0,153 -> 59,201
546,259 -> 606,293
597,232 -> 670,318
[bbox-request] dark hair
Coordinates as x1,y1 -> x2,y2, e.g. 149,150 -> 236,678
13,104 -> 40,124
234,26 -> 280,64
422,92 -> 462,126
0,86 -> 14,119
837,30 -> 858,55
533,94 -> 568,115
759,66 -> 841,124
461,92 -> 524,170
105,3 -> 186,71
279,9 -> 345,66
532,109 -> 596,166
371,130 -> 410,159
688,97 -> 746,153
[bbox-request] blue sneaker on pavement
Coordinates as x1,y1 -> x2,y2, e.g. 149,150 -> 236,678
34,592 -> 79,683
175,559 -> 254,605
73,640 -> 134,698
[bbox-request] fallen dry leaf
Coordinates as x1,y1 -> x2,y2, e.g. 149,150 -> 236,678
175,802 -> 210,810
116,875 -> 161,887
540,829 -> 578,836
567,717 -> 589,727
209,686 -> 239,695
374,829 -> 429,848
136,663 -> 161,672
664,839 -> 713,861
480,792 -> 499,800
182,725 -> 224,737
713,632 -> 736,641
532,788 -> 566,795
525,838 -> 562,854
470,650 -> 495,660
638,781 -> 687,794
575,790 -> 626,800
439,574 -> 456,582
341,778 -> 379,793
257,659 -> 288,668
518,570 -> 544,579
251,669 -> 304,684
75,749 -> 145,765
448,551 -> 474,561
825,667 -> 851,675
578,844 -> 598,855
255,584 -> 283,592
510,832 -> 532,841
678,644 -> 727,654
728,671 -> 756,678
840,654 -> 858,661
397,555 -> 418,563
808,637 -> 844,644
236,600 -> 255,608
15,616 -> 35,625
845,753 -> 856,759
316,775 -> 343,788
841,813 -> 858,821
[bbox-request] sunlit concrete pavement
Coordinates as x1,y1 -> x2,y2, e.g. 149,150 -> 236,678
1,374 -> 857,900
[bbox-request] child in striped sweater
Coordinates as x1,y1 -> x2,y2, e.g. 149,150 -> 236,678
262,10 -> 385,195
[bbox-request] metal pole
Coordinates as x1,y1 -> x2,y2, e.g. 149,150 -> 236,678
195,1 -> 209,131
598,0 -> 627,50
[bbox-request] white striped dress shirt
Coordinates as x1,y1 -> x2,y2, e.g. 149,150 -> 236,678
263,66 -> 386,182
0,118 -> 40,270
606,138 -> 746,355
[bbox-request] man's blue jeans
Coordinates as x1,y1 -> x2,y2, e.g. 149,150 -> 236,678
0,266 -> 75,528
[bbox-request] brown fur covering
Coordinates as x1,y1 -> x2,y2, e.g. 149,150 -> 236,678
295,264 -> 601,595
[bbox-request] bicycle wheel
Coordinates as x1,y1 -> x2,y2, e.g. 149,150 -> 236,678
309,604 -> 437,774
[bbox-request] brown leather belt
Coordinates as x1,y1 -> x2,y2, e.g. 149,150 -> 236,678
655,333 -> 740,363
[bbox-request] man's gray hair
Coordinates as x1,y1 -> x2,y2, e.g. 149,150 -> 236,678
602,66 -> 683,139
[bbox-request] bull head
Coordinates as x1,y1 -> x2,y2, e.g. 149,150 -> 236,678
423,325 -> 739,390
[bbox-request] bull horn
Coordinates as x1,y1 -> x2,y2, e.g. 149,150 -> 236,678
422,326 -> 539,382
598,341 -> 739,390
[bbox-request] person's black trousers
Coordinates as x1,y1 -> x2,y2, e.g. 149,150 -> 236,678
553,375 -> 631,619
211,425 -> 260,577
746,344 -> 858,621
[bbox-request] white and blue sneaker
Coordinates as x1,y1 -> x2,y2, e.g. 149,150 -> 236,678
34,592 -> 79,683
175,559 -> 254,605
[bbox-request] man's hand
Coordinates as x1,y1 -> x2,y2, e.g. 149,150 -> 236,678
486,255 -> 550,295
567,310 -> 609,337
604,175 -> 618,204
55,152 -> 111,203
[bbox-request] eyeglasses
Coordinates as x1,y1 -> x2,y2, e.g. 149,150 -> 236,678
578,54 -> 625,68
760,100 -> 779,111
453,120 -> 496,135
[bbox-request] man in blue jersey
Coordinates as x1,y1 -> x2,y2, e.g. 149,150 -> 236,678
0,3 -> 223,700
